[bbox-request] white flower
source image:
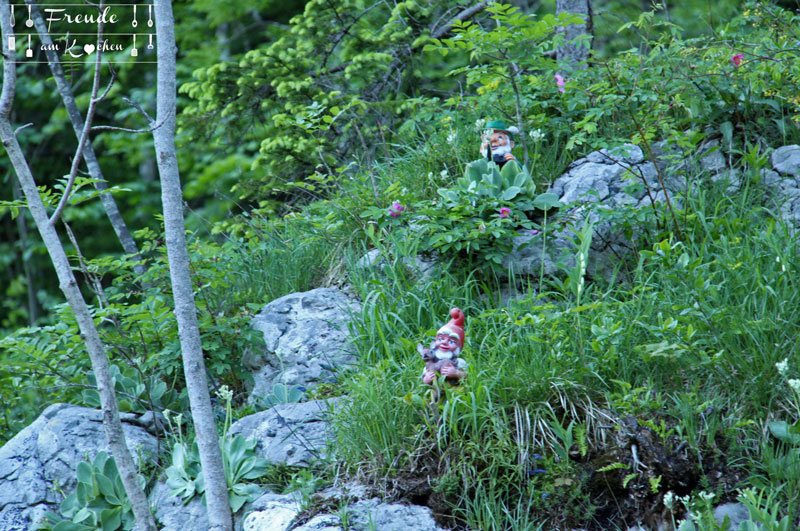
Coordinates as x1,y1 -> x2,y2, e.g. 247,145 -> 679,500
474,118 -> 486,131
663,491 -> 676,510
699,491 -> 715,502
777,358 -> 789,376
776,255 -> 781,262
529,128 -> 544,141
447,131 -> 457,143
440,169 -> 448,178
789,379 -> 800,393
216,385 -> 233,402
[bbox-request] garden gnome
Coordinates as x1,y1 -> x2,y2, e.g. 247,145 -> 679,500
420,308 -> 467,385
480,119 -> 519,168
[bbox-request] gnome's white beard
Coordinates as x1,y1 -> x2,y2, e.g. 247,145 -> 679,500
492,143 -> 512,157
433,346 -> 461,360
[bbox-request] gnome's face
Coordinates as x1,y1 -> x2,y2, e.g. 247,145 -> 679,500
490,132 -> 513,155
433,332 -> 461,360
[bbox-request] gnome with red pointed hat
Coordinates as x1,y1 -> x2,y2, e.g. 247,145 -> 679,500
419,308 -> 468,385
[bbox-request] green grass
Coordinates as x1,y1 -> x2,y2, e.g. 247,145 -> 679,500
327,163 -> 800,528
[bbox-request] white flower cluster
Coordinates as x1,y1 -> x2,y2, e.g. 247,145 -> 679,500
216,384 -> 233,402
776,358 -> 789,376
789,379 -> 800,393
529,128 -> 544,141
776,255 -> 786,272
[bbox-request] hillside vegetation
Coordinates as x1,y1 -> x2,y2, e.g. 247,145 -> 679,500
2,1 -> 800,529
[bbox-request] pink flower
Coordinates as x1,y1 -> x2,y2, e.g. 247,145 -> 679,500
554,73 -> 565,93
730,54 -> 743,67
531,229 -> 541,236
498,207 -> 511,218
388,201 -> 404,218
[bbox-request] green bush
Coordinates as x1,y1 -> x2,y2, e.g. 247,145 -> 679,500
35,452 -> 137,531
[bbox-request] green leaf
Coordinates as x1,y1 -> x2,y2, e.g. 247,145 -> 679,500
76,462 -> 93,485
100,507 -> 122,531
96,474 -> 116,499
768,421 -> 800,445
532,193 -> 561,210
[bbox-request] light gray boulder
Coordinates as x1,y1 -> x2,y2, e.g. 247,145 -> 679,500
0,404 -> 157,531
355,248 -> 439,279
244,288 -> 360,404
698,140 -> 727,174
229,399 -> 341,467
713,502 -> 750,529
242,492 -> 301,531
762,147 -> 800,230
149,480 -> 209,531
771,145 -> 800,177
340,497 -> 446,531
504,144 -> 677,281
243,492 -> 445,531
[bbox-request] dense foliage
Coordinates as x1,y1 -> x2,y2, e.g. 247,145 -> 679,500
2,0 -> 800,529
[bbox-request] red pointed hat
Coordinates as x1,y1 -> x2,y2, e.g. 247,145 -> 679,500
437,308 -> 465,348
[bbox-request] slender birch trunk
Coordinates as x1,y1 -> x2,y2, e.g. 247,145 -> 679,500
26,1 -> 147,279
556,0 -> 593,69
151,2 -> 233,529
0,4 -> 156,530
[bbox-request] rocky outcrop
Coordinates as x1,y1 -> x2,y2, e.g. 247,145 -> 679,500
504,144 -> 678,280
771,145 -> 800,177
242,490 -> 446,531
764,145 -> 800,229
149,480 -> 209,531
243,288 -> 361,404
229,398 -> 340,467
0,404 -> 158,530
355,248 -> 439,279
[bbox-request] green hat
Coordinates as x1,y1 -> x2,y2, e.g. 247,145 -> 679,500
485,119 -> 515,140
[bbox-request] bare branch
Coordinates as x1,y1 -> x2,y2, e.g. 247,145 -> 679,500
121,96 -> 155,123
92,119 -> 166,134
431,1 -> 491,39
14,123 -> 33,135
49,2 -> 107,227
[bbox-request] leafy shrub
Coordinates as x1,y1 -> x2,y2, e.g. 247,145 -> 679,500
165,434 -> 268,513
35,452 -> 136,531
165,387 -> 269,513
449,158 -> 537,207
82,364 -> 181,415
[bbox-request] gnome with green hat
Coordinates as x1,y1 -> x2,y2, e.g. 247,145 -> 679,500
480,119 -> 520,168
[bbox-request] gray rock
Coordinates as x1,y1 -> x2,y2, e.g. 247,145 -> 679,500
355,249 -> 438,279
150,480 -> 209,531
245,288 -> 360,404
760,150 -> 800,231
698,140 -> 727,174
771,145 -> 800,176
345,498 -> 446,531
713,502 -> 750,528
505,144 -> 678,282
502,226 -> 577,278
270,497 -> 445,531
293,514 -> 342,530
242,492 -> 300,531
229,399 -> 340,466
0,404 -> 157,531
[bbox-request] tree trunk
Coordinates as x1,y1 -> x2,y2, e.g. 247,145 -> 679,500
12,181 -> 39,323
556,0 -> 593,69
27,1 -> 147,280
151,2 -> 233,530
0,4 -> 156,530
